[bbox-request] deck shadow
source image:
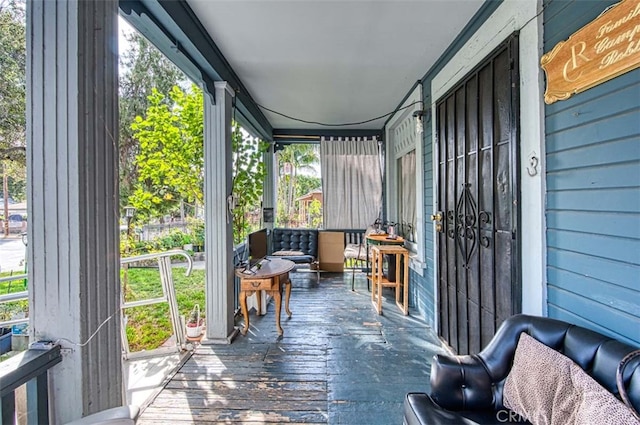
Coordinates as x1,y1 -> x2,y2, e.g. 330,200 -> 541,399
138,271 -> 445,424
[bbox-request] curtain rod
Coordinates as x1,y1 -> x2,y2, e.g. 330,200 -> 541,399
273,134 -> 321,140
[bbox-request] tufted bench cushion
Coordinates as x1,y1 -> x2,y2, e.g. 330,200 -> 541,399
271,254 -> 315,264
269,228 -> 318,265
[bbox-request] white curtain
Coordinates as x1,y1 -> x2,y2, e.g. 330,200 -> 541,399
320,137 -> 382,229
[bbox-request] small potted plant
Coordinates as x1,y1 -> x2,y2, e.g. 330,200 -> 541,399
182,233 -> 194,252
185,304 -> 203,338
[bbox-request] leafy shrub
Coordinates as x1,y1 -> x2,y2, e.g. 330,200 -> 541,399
120,225 -> 203,257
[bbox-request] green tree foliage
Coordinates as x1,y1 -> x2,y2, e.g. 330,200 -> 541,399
231,126 -> 268,243
0,1 -> 26,214
276,144 -> 319,227
129,85 -> 203,222
129,84 -> 267,244
0,1 -> 25,162
308,199 -> 323,228
296,175 -> 322,199
6,174 -> 24,201
119,30 -> 186,206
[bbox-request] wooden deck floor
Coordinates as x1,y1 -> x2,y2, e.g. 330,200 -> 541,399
138,271 -> 446,424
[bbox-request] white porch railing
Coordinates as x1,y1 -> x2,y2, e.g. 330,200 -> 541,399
0,274 -> 28,329
120,250 -> 193,360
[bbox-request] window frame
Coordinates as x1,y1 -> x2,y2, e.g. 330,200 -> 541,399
384,85 -> 425,275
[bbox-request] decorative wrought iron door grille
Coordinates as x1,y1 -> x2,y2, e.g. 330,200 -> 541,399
435,35 -> 521,355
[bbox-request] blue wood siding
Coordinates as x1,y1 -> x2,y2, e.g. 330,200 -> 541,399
544,0 -> 640,346
408,106 -> 436,328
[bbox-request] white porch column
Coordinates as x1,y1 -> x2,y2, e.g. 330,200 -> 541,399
27,1 -> 121,423
203,82 -> 238,343
262,144 -> 277,231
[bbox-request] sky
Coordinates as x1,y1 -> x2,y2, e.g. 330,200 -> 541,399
118,15 -> 134,50
118,15 -> 134,73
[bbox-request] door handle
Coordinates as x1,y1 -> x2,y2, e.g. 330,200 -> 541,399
431,211 -> 443,232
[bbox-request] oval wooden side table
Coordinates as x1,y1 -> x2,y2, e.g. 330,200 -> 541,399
235,258 -> 295,335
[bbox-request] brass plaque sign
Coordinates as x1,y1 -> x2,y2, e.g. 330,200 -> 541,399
541,0 -> 640,104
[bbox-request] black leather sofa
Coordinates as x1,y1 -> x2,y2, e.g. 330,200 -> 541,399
404,314 -> 640,424
268,228 -> 319,279
270,228 -> 318,264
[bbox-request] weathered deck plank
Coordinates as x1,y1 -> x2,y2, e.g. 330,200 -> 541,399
138,272 -> 445,424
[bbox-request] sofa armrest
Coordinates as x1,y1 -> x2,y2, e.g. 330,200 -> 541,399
429,353 -> 497,411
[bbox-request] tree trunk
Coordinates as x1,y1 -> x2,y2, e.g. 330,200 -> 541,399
3,171 -> 9,237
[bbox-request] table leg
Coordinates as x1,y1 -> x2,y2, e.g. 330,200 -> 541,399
284,276 -> 292,317
371,250 -> 383,315
395,253 -> 401,305
403,252 -> 409,315
376,274 -> 383,315
370,253 -> 375,303
240,290 -> 249,335
366,240 -> 371,291
270,287 -> 283,335
256,289 -> 262,316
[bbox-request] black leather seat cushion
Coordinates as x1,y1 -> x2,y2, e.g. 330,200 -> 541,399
404,393 -> 530,425
267,254 -> 315,264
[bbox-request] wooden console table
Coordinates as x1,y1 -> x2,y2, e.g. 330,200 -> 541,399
370,245 -> 409,315
363,234 -> 405,290
235,258 -> 295,336
365,233 -> 405,247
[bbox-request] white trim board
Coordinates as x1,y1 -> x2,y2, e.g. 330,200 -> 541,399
385,85 -> 426,275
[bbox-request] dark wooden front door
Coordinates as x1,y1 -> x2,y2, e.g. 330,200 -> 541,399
434,36 -> 520,355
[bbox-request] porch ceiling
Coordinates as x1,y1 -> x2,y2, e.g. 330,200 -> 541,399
185,0 -> 483,132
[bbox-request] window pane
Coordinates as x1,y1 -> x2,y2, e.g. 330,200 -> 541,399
397,150 -> 416,242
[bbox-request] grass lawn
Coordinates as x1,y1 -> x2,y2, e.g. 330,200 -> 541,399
0,271 -> 28,294
0,271 -> 29,325
123,266 -> 205,352
1,268 -> 205,353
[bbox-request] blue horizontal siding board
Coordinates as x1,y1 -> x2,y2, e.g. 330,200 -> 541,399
543,0 -> 639,349
545,70 -> 640,117
546,112 -> 640,153
545,83 -> 640,134
547,188 -> 640,213
547,268 -> 640,316
548,287 -> 640,343
546,229 -> 640,265
546,161 -> 640,190
425,249 -> 434,260
410,269 -> 435,329
546,210 -> 640,239
543,0 -> 618,49
548,305 -> 639,347
546,73 -> 640,116
547,248 -> 639,291
546,138 -> 640,171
